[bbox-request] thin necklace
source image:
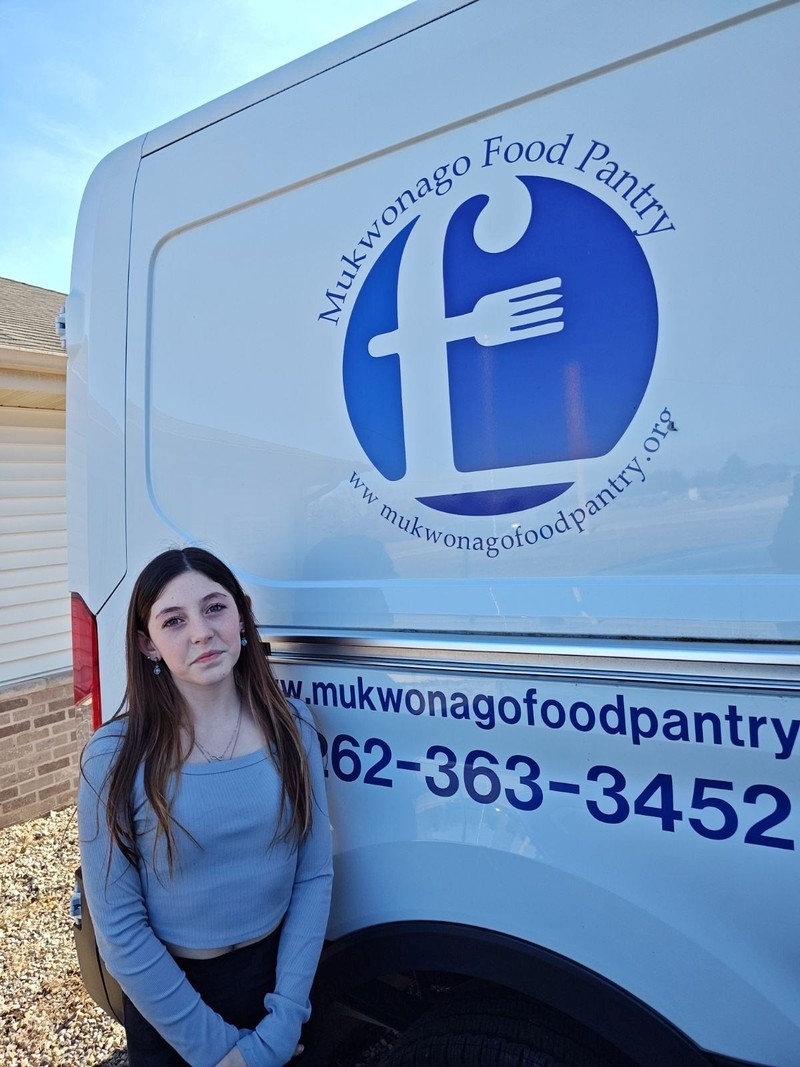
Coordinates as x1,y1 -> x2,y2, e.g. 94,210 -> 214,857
193,700 -> 243,763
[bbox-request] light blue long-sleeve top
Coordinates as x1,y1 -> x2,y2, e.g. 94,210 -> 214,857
78,699 -> 332,1067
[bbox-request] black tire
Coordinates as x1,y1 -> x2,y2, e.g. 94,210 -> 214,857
379,984 -> 634,1067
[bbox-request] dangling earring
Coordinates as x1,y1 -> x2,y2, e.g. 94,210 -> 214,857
240,637 -> 248,647
149,657 -> 162,675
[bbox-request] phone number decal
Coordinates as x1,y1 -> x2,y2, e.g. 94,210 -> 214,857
319,733 -> 794,850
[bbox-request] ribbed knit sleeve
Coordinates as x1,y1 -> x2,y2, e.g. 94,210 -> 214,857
236,702 -> 333,1067
78,723 -> 244,1067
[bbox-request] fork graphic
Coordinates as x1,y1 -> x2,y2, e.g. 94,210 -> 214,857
368,276 -> 563,358
367,274 -> 565,481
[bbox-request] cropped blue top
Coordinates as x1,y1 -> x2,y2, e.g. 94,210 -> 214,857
78,700 -> 332,1067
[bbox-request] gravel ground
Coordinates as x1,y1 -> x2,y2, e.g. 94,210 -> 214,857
0,806 -> 128,1066
0,807 -> 393,1067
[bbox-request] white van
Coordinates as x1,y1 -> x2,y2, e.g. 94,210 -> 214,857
65,2 -> 800,1064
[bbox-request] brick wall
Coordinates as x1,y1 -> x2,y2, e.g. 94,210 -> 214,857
0,671 -> 92,829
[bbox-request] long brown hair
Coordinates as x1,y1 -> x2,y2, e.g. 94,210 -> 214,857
94,547 -> 313,874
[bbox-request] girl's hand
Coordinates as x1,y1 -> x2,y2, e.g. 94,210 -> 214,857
215,1048 -> 247,1067
214,1042 -> 302,1065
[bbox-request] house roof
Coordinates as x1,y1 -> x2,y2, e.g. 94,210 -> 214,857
0,276 -> 66,356
0,277 -> 68,409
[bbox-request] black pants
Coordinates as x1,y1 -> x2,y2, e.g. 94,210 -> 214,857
124,928 -> 281,1066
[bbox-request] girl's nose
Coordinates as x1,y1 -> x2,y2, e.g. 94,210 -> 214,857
189,615 -> 214,642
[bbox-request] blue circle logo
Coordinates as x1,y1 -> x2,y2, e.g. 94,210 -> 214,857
343,176 -> 658,517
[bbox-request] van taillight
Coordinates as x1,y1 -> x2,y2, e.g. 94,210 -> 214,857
71,593 -> 102,730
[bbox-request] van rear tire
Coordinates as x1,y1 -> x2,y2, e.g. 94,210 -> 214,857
378,984 -> 633,1067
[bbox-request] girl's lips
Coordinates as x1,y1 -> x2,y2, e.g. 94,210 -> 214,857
193,650 -> 223,664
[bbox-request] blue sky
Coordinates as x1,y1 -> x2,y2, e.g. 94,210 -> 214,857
0,0 -> 411,294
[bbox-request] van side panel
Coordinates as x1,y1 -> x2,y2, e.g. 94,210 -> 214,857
270,647 -> 800,1064
123,0 -> 799,644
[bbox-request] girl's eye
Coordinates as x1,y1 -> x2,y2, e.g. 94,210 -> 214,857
206,602 -> 226,614
163,616 -> 183,628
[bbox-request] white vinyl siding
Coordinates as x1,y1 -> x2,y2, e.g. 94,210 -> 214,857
0,407 -> 70,684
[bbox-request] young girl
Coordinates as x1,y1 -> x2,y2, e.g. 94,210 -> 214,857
78,548 -> 332,1067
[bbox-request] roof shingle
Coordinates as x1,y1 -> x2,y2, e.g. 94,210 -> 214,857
0,276 -> 67,355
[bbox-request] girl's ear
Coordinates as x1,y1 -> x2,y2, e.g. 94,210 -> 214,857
137,630 -> 157,657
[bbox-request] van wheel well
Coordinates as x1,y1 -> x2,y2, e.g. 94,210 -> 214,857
379,982 -> 637,1067
308,922 -> 715,1067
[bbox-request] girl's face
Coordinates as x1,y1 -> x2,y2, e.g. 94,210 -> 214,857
137,570 -> 244,694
